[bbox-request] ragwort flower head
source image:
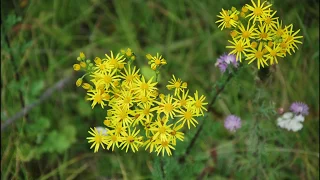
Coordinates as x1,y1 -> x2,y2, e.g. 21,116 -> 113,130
290,102 -> 309,116
74,49 -> 207,156
215,0 -> 303,69
224,115 -> 242,132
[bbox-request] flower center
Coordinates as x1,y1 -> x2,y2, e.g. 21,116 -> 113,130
260,33 -> 268,39
235,44 -> 244,52
155,59 -> 161,65
127,136 -> 134,143
174,82 -> 181,88
94,94 -> 102,103
143,108 -> 150,115
104,75 -> 112,84
195,100 -> 202,108
141,83 -> 149,90
242,31 -> 250,38
164,104 -> 173,112
126,75 -> 134,82
224,16 -> 231,22
184,111 -> 192,120
159,127 -> 166,133
270,50 -> 277,56
253,7 -> 263,16
255,51 -> 263,59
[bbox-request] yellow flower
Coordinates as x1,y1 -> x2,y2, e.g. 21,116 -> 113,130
169,123 -> 184,145
192,90 -> 208,116
105,51 -> 125,69
166,75 -> 187,96
150,117 -> 173,141
246,0 -> 272,23
264,44 -> 285,65
80,52 -> 86,60
226,39 -> 250,61
119,65 -> 140,87
175,89 -> 191,109
176,107 -> 198,129
93,69 -> 119,90
156,94 -> 178,119
110,105 -> 134,127
133,76 -> 157,96
148,53 -> 167,70
245,42 -> 269,69
135,103 -> 157,124
73,64 -> 81,71
254,22 -> 273,41
262,10 -> 278,28
236,22 -> 257,45
282,25 -> 303,54
216,9 -> 238,30
105,131 -> 123,151
86,127 -> 108,153
86,89 -> 107,108
120,128 -> 142,153
155,139 -> 175,156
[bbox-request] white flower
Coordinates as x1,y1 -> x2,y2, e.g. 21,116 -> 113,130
95,126 -> 108,135
277,112 -> 304,132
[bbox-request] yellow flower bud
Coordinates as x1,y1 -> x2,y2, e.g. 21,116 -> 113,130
231,7 -> 237,12
242,6 -> 248,12
102,93 -> 111,100
251,42 -> 258,49
76,78 -> 83,87
107,111 -> 113,117
80,62 -> 87,68
233,15 -> 239,21
146,54 -> 152,60
104,119 -> 111,126
119,63 -> 124,69
73,64 -> 81,71
268,41 -> 273,47
94,57 -> 102,64
126,49 -> 132,56
120,49 -> 126,54
182,82 -> 187,88
240,12 -> 246,18
159,94 -> 165,99
82,83 -> 91,90
230,30 -> 238,38
131,56 -> 136,61
263,48 -> 268,54
151,65 -> 157,70
80,52 -> 85,60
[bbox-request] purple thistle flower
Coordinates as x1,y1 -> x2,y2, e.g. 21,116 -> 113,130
224,115 -> 241,132
215,53 -> 238,73
290,102 -> 309,116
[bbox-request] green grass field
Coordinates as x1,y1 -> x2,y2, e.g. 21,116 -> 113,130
1,0 -> 319,179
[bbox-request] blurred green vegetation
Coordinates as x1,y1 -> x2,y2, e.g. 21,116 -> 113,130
1,0 -> 319,179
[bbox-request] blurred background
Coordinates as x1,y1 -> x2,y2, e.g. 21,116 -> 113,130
1,0 -> 319,179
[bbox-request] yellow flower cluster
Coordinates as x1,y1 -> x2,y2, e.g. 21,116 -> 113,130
74,49 -> 208,156
215,0 -> 303,69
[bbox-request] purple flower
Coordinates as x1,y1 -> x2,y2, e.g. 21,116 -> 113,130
224,115 -> 241,132
290,102 -> 309,116
215,53 -> 238,73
